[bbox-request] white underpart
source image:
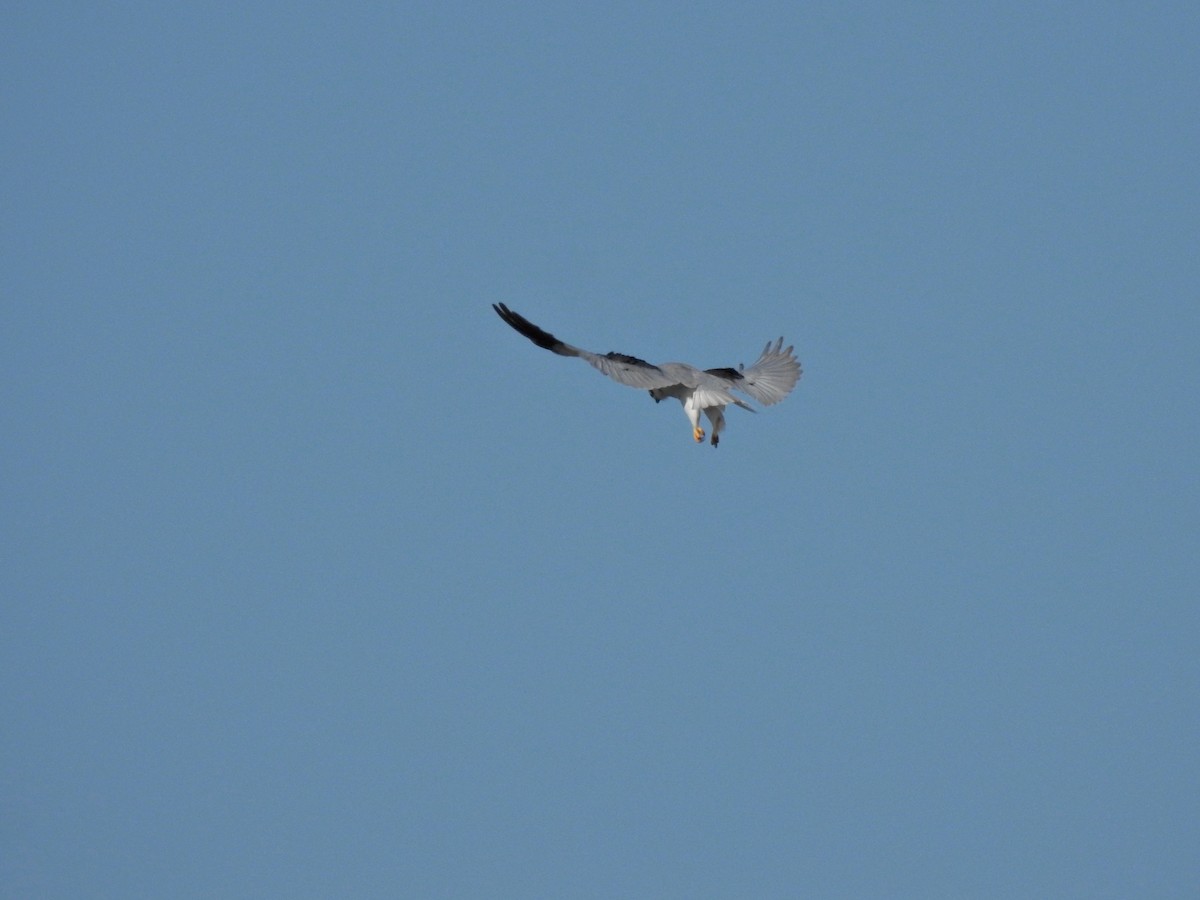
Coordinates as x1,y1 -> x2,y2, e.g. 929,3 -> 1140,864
684,392 -> 705,435
653,371 -> 758,439
662,388 -> 733,439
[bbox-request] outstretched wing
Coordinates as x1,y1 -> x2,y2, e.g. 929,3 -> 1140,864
729,338 -> 802,406
493,303 -> 680,390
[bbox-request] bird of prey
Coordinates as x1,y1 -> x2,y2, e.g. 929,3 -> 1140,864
493,303 -> 802,447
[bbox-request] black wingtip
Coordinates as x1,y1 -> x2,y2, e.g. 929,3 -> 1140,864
492,303 -> 564,353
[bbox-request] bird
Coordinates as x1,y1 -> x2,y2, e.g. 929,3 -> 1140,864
492,303 -> 802,447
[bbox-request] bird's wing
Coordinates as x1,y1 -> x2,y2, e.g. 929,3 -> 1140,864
493,304 -> 680,390
727,338 -> 802,406
691,384 -> 755,411
688,369 -> 756,411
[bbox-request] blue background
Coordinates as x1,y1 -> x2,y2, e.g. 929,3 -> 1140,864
4,3 -> 1198,896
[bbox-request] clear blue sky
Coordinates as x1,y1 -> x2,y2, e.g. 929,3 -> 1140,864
4,3 -> 1198,897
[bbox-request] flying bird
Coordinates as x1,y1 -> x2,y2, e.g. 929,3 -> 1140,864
493,303 -> 802,447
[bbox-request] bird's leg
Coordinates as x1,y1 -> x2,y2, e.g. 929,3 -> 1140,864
686,405 -> 704,443
702,406 -> 724,448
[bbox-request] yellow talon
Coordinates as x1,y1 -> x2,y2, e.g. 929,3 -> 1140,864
693,427 -> 705,442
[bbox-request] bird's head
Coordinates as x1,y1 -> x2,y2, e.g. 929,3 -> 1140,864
649,388 -> 665,403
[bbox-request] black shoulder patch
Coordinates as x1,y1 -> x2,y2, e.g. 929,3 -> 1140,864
605,351 -> 655,369
705,366 -> 743,380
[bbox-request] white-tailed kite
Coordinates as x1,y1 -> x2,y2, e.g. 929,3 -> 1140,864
493,303 -> 802,447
